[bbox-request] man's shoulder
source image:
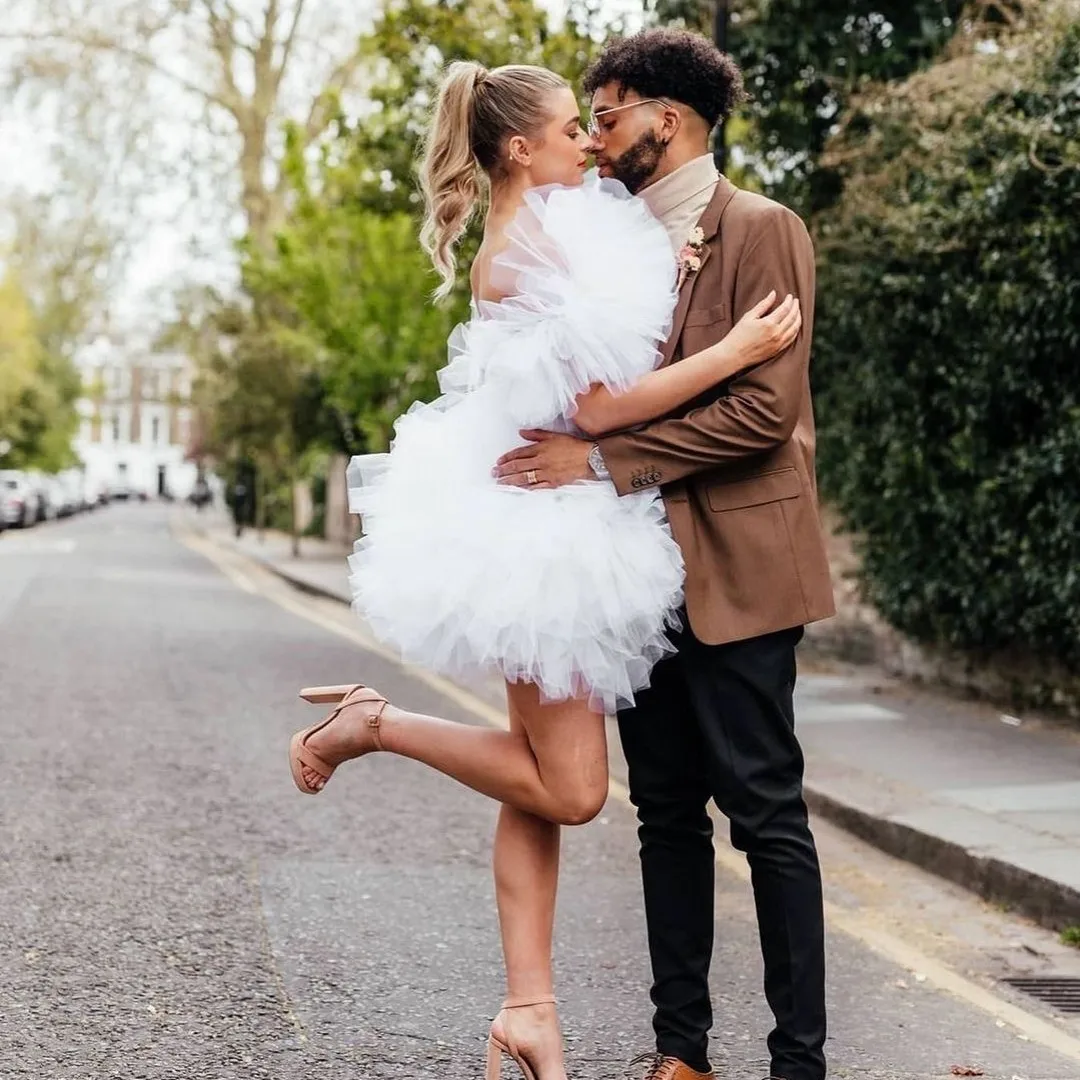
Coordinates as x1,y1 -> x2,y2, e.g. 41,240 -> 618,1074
725,186 -> 809,240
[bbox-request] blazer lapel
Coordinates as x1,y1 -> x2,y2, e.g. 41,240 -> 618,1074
659,175 -> 739,367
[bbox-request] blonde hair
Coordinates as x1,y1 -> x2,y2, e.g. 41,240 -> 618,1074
419,61 -> 568,299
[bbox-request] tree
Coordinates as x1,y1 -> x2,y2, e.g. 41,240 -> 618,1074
812,0 -> 1080,676
0,272 -> 43,454
732,0 -> 981,211
0,269 -> 81,471
245,147 -> 467,453
191,300 -> 324,550
1,0 -> 374,252
232,0 -> 618,456
198,0 -> 619,457
327,0 -> 618,217
649,0 -> 983,212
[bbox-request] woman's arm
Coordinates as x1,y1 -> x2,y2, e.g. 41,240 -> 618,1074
572,291 -> 800,439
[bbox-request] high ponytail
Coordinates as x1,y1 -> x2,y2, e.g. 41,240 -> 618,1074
419,61 -> 485,301
419,61 -> 569,300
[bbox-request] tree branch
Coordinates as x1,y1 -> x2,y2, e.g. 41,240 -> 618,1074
302,44 -> 365,144
198,3 -> 245,114
275,0 -> 308,92
0,29 -> 234,112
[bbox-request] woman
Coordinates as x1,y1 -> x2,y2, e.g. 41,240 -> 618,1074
289,62 -> 800,1080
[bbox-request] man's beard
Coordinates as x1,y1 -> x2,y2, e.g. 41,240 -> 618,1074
603,130 -> 668,194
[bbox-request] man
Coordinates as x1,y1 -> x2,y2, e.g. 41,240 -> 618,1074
495,28 -> 836,1080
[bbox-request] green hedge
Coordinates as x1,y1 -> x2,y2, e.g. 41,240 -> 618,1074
813,13 -> 1080,667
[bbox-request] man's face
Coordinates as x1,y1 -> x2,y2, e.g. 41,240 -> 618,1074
587,83 -> 670,194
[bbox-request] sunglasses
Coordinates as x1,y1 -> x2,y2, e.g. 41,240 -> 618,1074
587,98 -> 673,140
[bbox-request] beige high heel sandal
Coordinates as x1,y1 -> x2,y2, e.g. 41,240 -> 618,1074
288,683 -> 388,795
486,995 -> 558,1080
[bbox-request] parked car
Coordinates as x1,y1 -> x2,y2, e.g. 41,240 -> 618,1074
52,470 -> 86,516
0,471 -> 40,528
23,471 -> 55,521
83,475 -> 108,509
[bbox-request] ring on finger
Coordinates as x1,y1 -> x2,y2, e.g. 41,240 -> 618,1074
526,469 -> 538,485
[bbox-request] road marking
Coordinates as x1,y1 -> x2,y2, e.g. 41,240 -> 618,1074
794,702 -> 904,724
0,537 -> 77,554
177,525 -> 1080,1065
178,530 -> 258,593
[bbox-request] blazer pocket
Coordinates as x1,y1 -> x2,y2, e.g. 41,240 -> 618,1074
683,301 -> 730,328
706,466 -> 802,512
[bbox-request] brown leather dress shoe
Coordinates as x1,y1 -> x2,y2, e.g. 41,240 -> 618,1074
630,1053 -> 714,1080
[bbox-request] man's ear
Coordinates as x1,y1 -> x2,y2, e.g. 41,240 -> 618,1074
660,105 -> 682,143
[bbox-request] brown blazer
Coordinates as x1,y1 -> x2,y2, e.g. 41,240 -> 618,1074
598,176 -> 836,645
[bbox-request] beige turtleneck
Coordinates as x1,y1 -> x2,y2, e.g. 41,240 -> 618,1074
639,153 -> 720,254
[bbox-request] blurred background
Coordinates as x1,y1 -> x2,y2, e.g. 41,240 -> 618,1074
4,6 -> 1080,1077
0,0 -> 1077,706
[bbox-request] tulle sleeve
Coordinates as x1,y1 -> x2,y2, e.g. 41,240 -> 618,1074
437,172 -> 678,429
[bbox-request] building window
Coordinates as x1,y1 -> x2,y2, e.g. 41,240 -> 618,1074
111,415 -> 120,443
151,416 -> 160,445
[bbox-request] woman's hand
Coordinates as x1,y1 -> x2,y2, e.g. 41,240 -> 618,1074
719,290 -> 802,368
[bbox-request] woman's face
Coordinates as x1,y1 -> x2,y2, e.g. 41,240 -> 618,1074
512,86 -> 589,188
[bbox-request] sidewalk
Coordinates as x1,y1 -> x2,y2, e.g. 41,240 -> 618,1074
178,508 -> 1080,931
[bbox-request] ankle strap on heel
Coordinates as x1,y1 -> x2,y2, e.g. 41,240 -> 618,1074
501,994 -> 556,1009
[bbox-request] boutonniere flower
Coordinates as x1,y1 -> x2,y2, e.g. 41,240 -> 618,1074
676,226 -> 706,289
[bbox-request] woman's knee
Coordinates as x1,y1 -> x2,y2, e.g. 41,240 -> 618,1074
551,781 -> 608,826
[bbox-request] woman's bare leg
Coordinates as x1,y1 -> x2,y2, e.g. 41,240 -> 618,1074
489,683 -> 586,1079
300,679 -> 608,825
299,680 -> 605,1077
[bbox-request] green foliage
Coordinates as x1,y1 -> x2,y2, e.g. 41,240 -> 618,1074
191,0 -> 620,472
0,269 -> 80,471
649,1 -> 974,212
325,0 -> 615,216
191,303 -> 322,473
246,137 -> 468,452
814,8 -> 1080,668
729,0 -> 976,212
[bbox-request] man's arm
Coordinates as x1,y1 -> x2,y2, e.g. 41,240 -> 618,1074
597,204 -> 815,496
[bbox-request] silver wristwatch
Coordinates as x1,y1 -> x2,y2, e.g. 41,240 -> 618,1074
587,443 -> 611,480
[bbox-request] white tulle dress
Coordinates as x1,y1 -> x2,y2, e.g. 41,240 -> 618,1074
346,172 -> 685,712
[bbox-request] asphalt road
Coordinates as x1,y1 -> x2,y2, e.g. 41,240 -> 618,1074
1,504 -> 1078,1080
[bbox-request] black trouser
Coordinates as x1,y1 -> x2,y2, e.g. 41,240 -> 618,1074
617,622 -> 826,1080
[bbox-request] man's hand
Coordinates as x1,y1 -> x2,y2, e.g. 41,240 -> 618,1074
493,429 -> 595,489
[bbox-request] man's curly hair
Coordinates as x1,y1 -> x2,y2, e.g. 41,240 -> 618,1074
583,28 -> 746,129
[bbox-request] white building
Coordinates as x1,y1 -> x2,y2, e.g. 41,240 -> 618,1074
74,339 -> 199,500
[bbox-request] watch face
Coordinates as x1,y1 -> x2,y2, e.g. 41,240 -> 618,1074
588,445 -> 610,479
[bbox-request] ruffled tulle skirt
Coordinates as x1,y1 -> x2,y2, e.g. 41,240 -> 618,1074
347,384 -> 685,713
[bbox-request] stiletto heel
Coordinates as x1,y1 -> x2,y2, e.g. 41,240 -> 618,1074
486,995 -> 556,1080
288,683 -> 389,794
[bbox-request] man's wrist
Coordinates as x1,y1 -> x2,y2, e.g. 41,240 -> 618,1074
587,442 -> 611,480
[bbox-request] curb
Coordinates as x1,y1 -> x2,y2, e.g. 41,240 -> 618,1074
188,520 -> 1080,934
803,786 -> 1080,932
256,555 -> 353,607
